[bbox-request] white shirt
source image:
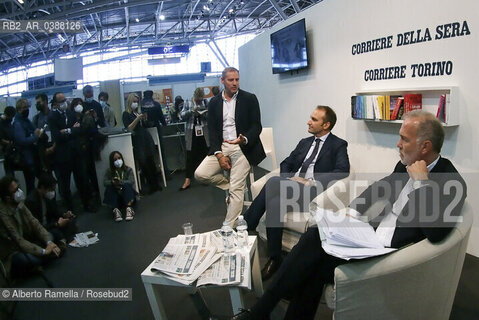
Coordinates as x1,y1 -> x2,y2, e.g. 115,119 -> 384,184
375,155 -> 441,247
294,132 -> 330,180
222,90 -> 238,142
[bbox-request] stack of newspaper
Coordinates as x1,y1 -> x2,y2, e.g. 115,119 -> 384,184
314,208 -> 396,260
69,231 -> 100,247
150,230 -> 251,288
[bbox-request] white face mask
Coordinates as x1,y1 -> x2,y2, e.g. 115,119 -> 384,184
14,188 -> 25,203
74,104 -> 83,113
59,102 -> 68,111
45,190 -> 56,200
131,102 -> 138,110
114,159 -> 123,168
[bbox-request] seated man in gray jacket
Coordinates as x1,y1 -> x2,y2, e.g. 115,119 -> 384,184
0,176 -> 62,279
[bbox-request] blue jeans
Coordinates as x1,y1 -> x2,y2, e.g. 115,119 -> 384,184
103,183 -> 135,208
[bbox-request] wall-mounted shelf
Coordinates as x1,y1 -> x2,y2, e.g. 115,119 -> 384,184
352,87 -> 459,127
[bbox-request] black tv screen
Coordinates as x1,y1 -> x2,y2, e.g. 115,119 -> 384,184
270,19 -> 308,74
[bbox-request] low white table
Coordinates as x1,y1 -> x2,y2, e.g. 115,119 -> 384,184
141,235 -> 264,319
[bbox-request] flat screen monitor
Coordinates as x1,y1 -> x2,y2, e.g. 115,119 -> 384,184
270,19 -> 308,74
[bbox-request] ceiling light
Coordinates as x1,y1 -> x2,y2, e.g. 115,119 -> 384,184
135,18 -> 140,22
228,8 -> 234,13
17,0 -> 24,3
159,15 -> 165,21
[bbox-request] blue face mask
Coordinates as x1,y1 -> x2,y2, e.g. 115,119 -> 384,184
100,101 -> 107,108
85,97 -> 93,103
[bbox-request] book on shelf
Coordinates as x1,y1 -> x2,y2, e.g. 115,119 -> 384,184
436,94 -> 446,123
385,95 -> 391,120
365,95 -> 374,119
371,95 -> 380,119
391,97 -> 404,120
404,94 -> 422,114
376,96 -> 385,119
351,96 -> 357,118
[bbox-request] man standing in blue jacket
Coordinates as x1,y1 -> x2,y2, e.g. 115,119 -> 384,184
13,99 -> 41,194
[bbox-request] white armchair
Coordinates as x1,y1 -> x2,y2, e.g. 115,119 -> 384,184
252,171 -> 472,320
251,168 -> 354,251
322,200 -> 472,320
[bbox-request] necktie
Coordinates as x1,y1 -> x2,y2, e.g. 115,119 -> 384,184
299,138 -> 321,178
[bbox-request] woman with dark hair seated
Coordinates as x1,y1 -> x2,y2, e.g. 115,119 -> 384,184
103,151 -> 136,222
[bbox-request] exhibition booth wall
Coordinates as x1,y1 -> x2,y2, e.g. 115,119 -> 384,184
238,0 -> 479,256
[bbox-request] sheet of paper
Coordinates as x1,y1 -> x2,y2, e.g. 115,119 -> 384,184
313,207 -> 397,259
321,242 -> 396,260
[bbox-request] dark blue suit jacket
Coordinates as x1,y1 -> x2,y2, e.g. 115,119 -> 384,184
280,133 -> 350,189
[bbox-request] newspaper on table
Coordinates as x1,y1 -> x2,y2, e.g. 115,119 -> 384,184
314,207 -> 396,260
151,233 -> 210,275
160,244 -> 220,285
196,252 -> 250,288
150,230 -> 251,288
69,231 -> 99,247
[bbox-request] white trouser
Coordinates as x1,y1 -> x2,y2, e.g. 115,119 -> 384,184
195,142 -> 251,226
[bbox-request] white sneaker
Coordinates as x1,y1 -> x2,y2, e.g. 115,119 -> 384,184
113,208 -> 122,222
125,207 -> 134,221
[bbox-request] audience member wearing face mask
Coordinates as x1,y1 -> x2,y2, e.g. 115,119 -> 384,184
33,93 -> 50,130
48,92 -> 95,213
98,91 -> 117,128
82,85 -> 106,128
69,97 -> 100,205
103,151 -> 136,222
12,99 -> 42,194
33,93 -> 56,176
0,106 -> 17,177
0,176 -> 62,279
122,93 -> 161,194
25,174 -> 77,249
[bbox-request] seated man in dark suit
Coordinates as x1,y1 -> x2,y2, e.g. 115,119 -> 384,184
232,110 -> 467,320
243,106 -> 350,280
25,174 -> 77,248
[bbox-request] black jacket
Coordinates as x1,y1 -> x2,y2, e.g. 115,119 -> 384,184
350,157 -> 467,248
48,109 -> 83,164
207,89 -> 265,166
280,133 -> 350,189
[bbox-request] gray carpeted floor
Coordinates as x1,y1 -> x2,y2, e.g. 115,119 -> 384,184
9,171 -> 479,320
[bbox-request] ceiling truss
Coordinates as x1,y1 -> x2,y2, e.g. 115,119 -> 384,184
0,0 -> 322,72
